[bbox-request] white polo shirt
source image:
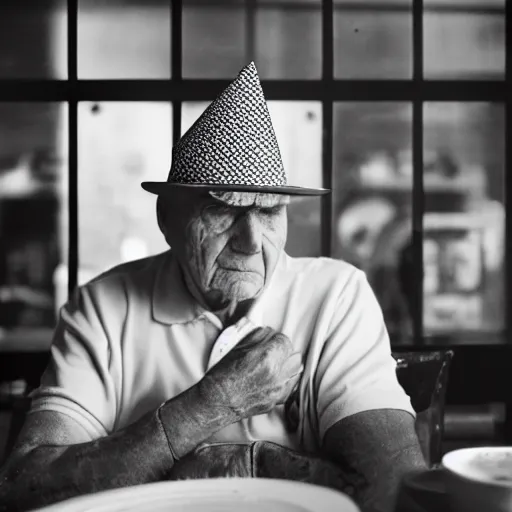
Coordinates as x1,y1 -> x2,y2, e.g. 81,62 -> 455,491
29,250 -> 414,453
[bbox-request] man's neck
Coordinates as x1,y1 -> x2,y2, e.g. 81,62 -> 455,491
214,299 -> 254,328
180,267 -> 254,328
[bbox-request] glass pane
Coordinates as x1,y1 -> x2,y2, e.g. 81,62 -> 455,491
334,0 -> 412,79
254,0 -> 321,79
78,0 -> 171,79
184,0 -> 320,79
333,102 -> 413,342
0,103 -> 67,350
77,102 -> 172,287
183,1 -> 246,79
182,101 -> 322,257
423,103 -> 505,339
0,0 -> 67,79
424,0 -> 505,79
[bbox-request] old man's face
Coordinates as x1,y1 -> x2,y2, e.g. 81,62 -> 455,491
158,189 -> 289,311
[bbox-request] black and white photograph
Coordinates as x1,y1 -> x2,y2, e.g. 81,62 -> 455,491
0,1 -> 509,511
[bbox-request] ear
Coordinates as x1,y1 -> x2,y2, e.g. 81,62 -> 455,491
156,196 -> 169,242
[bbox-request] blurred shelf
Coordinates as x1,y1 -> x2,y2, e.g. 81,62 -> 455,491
444,403 -> 505,440
0,187 -> 58,200
422,331 -> 506,346
0,327 -> 53,352
391,330 -> 507,347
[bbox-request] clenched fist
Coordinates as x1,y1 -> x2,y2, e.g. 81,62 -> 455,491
198,326 -> 303,421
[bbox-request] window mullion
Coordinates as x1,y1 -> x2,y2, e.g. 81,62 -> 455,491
412,0 -> 424,344
246,0 -> 256,64
321,0 -> 333,258
505,0 -> 512,345
67,0 -> 78,298
172,0 -> 183,144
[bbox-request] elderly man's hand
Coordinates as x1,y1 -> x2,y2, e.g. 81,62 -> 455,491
199,326 -> 303,420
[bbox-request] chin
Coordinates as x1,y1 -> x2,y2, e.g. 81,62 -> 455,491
226,282 -> 262,301
213,272 -> 264,303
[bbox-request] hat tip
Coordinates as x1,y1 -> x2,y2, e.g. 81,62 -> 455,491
245,61 -> 257,73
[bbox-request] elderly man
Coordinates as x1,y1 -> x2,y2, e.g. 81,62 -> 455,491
0,63 -> 425,512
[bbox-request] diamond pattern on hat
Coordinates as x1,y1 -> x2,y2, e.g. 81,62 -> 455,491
169,62 -> 287,188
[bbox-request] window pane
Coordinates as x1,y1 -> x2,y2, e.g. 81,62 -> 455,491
423,103 -> 504,339
254,0 -> 321,79
424,0 -> 505,79
184,0 -> 321,79
334,0 -> 412,79
183,1 -> 246,79
0,0 -> 67,79
333,102 -> 413,342
0,103 -> 67,350
78,0 -> 171,79
268,102 -> 322,257
77,102 -> 171,287
182,101 -> 322,257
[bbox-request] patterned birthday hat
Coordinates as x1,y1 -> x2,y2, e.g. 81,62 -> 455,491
141,62 -> 329,196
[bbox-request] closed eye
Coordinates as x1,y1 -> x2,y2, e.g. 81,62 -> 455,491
259,206 -> 283,216
206,204 -> 232,216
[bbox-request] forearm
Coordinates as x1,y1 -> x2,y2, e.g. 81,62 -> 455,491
323,411 -> 427,512
0,384 -> 238,512
0,408 -> 168,511
355,442 -> 426,512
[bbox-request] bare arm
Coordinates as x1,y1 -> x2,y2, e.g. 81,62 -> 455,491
0,384 -> 237,512
322,409 -> 427,512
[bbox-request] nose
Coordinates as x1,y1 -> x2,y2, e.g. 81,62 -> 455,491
230,212 -> 262,255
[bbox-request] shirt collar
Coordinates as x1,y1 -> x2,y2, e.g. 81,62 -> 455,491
152,250 -> 290,326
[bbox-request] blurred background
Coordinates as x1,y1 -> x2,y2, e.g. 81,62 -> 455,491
0,0 -> 506,352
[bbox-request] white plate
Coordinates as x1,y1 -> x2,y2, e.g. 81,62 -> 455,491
36,478 -> 360,512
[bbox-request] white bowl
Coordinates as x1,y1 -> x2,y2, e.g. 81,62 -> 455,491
442,447 -> 512,512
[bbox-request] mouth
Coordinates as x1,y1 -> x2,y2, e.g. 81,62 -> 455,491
220,267 -> 263,276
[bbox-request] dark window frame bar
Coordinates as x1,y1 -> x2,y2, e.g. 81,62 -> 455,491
0,80 -> 505,101
321,0 -> 334,257
67,0 -> 78,296
0,0 -> 508,348
171,0 -> 182,147
505,0 -> 511,345
412,0 -> 424,344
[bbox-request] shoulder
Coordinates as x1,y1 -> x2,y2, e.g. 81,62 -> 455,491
273,255 -> 374,333
66,251 -> 169,314
88,251 -> 168,287
283,254 -> 366,299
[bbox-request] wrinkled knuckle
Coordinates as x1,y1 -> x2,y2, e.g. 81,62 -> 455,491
273,331 -> 290,343
275,333 -> 293,352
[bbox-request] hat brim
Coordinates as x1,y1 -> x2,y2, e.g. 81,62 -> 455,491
141,182 -> 330,196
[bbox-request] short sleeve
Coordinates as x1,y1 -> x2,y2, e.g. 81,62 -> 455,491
28,285 -> 118,440
315,270 -> 415,442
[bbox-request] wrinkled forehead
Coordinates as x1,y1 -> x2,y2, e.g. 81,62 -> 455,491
208,191 -> 290,208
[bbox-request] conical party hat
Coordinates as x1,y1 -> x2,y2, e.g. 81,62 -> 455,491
142,62 -> 329,196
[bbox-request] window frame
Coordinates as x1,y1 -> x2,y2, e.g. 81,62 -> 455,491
0,0 -> 509,348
